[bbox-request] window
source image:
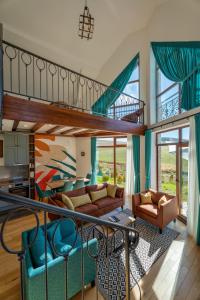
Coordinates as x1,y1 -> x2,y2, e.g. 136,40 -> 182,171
96,137 -> 127,187
108,61 -> 140,120
156,67 -> 181,122
156,127 -> 189,220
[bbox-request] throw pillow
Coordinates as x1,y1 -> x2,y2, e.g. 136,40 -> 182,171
107,184 -> 117,198
149,189 -> 160,204
90,187 -> 107,202
158,195 -> 168,209
29,227 -> 53,268
62,194 -> 74,210
70,194 -> 91,208
140,192 -> 152,204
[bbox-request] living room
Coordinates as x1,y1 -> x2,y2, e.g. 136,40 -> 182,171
0,0 -> 200,300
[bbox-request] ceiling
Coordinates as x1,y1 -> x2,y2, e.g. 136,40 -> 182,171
0,0 -> 168,79
1,119 -> 126,137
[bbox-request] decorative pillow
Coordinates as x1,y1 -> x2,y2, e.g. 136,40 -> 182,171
70,194 -> 91,208
90,188 -> 107,202
140,192 -> 152,204
47,223 -> 62,246
149,189 -> 160,204
29,227 -> 53,268
158,195 -> 168,209
62,194 -> 74,210
107,184 -> 117,198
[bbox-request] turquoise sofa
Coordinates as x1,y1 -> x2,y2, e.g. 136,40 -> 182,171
22,219 -> 97,300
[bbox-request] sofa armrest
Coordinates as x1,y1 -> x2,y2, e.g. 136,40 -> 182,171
132,193 -> 141,214
116,187 -> 124,199
159,196 -> 178,226
132,193 -> 141,206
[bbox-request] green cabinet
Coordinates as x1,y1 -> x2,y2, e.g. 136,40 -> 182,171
4,134 -> 28,165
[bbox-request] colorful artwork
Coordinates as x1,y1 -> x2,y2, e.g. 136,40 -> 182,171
35,135 -> 76,191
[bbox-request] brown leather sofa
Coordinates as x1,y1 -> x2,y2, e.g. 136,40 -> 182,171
132,189 -> 178,233
48,183 -> 124,221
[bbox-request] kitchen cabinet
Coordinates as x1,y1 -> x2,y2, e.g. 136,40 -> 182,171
4,134 -> 28,165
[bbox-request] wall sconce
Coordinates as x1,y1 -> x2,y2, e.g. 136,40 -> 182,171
81,151 -> 85,157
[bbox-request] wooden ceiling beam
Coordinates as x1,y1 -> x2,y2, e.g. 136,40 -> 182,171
47,125 -> 66,134
73,129 -> 100,137
61,128 -> 84,135
3,95 -> 147,135
12,120 -> 19,131
31,123 -> 45,132
75,131 -> 126,137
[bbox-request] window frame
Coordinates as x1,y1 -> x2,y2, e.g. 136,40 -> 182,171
156,126 -> 189,223
111,60 -> 140,119
96,136 -> 127,185
156,65 -> 181,122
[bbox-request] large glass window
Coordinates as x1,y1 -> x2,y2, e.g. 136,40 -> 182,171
96,137 -> 127,187
108,61 -> 140,120
156,127 -> 189,220
156,67 -> 181,122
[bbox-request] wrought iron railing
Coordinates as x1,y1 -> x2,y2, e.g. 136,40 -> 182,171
157,66 -> 200,122
0,191 -> 139,300
157,91 -> 180,122
2,40 -> 144,122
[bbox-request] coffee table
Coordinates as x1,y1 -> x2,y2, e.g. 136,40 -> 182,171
99,210 -> 135,236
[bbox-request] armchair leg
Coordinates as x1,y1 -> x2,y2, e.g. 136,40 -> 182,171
121,205 -> 124,210
159,228 -> 162,234
91,280 -> 95,288
173,218 -> 176,223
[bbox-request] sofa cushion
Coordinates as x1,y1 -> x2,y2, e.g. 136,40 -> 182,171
59,219 -> 76,238
54,241 -> 72,255
62,232 -> 82,248
90,188 -> 107,202
140,192 -> 152,205
137,204 -> 158,218
107,184 -> 117,198
158,195 -> 168,209
62,194 -> 74,210
149,189 -> 163,204
70,194 -> 91,208
29,227 -> 53,268
75,203 -> 98,214
85,183 -> 107,194
94,197 -> 118,209
47,223 -> 62,246
64,187 -> 86,198
50,193 -> 62,202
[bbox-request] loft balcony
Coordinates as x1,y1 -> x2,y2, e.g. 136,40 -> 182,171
1,41 -> 146,136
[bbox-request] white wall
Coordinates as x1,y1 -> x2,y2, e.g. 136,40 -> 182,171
76,137 -> 91,177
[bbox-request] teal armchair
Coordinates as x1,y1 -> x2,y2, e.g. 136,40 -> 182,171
22,219 -> 97,300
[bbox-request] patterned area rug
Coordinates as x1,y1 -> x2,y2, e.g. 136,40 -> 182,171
83,209 -> 179,300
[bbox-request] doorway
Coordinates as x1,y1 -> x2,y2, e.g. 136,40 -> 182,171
156,127 -> 189,221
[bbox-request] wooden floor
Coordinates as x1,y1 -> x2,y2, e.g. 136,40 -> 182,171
0,212 -> 200,300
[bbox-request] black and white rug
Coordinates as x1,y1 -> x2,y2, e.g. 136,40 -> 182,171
83,209 -> 179,300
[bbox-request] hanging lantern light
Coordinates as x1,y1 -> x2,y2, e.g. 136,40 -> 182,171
78,1 -> 94,40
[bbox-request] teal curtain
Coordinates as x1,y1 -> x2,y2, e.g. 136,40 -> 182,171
151,42 -> 200,110
132,135 -> 140,193
92,53 -> 139,116
91,137 -> 97,185
145,129 -> 152,190
194,114 -> 200,245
